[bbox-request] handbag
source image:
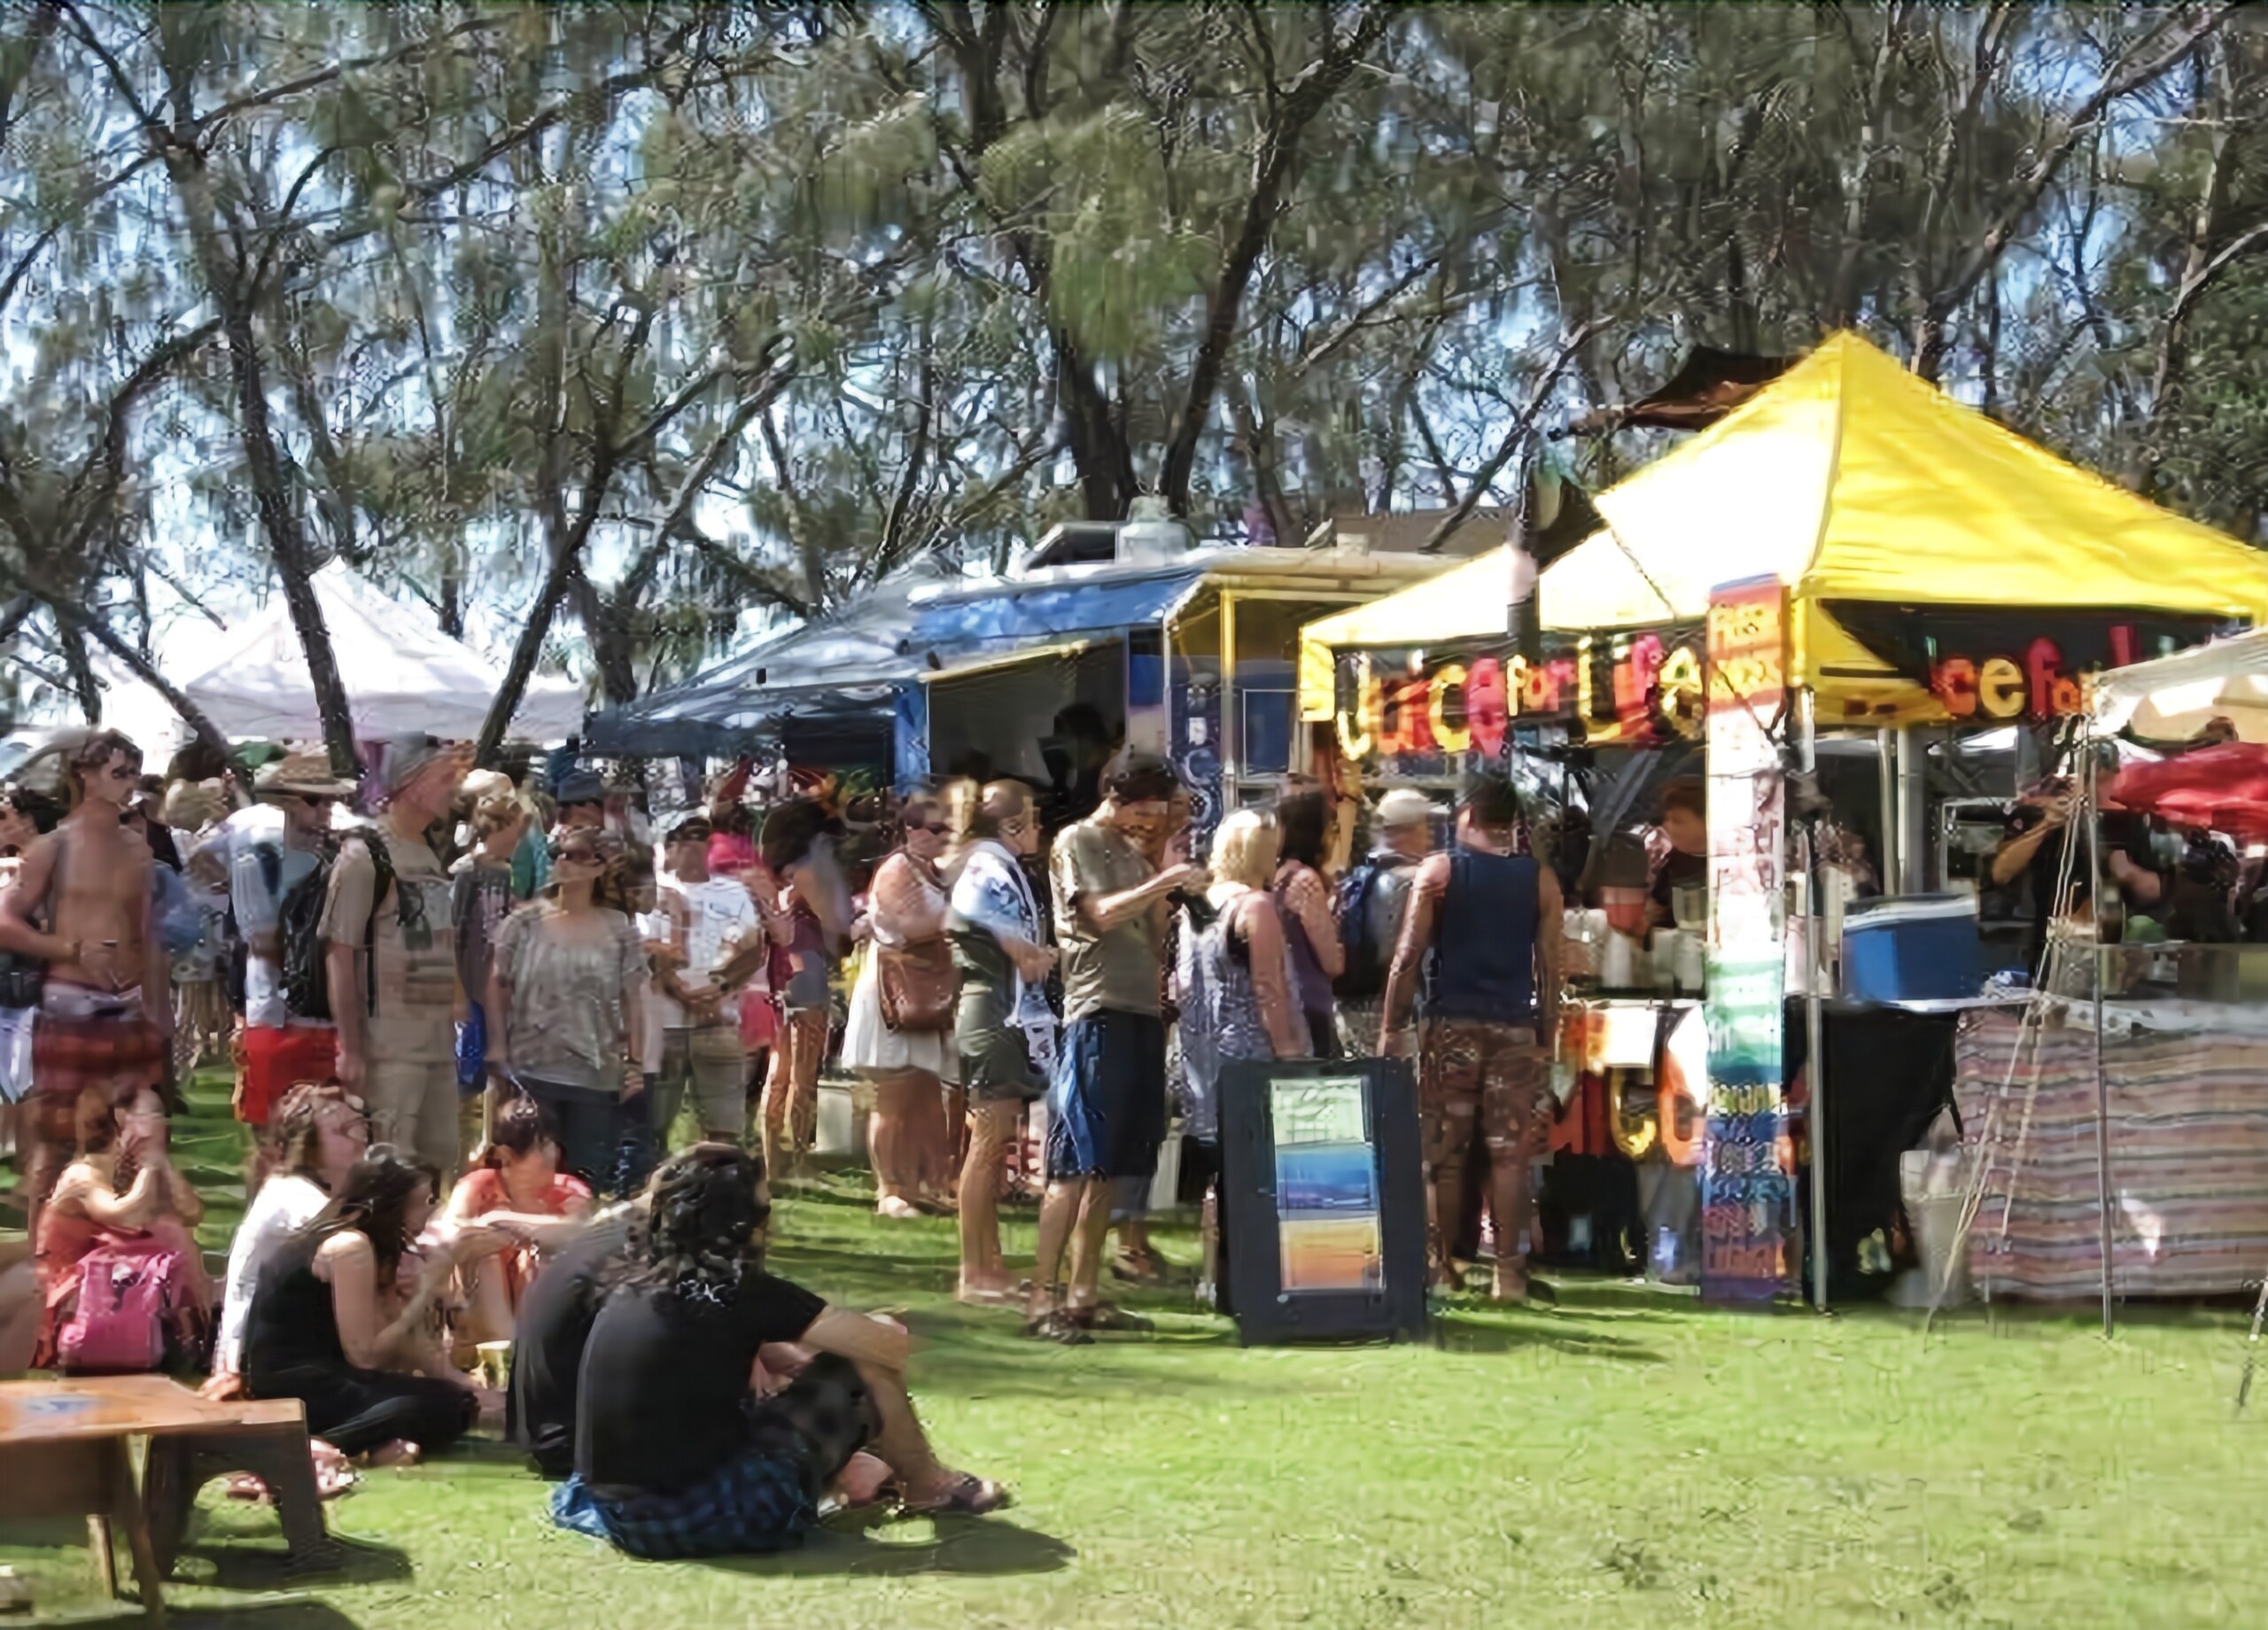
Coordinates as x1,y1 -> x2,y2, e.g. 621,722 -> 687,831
877,935 -> 958,1034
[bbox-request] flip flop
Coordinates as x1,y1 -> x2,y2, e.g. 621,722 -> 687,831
1071,1303 -> 1153,1333
898,1473 -> 1014,1517
1019,1308 -> 1092,1345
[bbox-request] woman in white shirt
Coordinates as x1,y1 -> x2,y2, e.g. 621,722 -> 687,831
205,1083 -> 371,1395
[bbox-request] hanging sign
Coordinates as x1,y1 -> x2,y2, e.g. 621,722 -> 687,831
1820,602 -> 2230,721
1700,578 -> 1793,1304
1333,625 -> 1705,769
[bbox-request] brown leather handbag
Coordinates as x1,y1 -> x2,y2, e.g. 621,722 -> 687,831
878,935 -> 958,1033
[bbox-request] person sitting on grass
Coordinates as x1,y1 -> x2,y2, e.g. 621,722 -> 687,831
241,1147 -> 500,1466
33,1086 -> 213,1370
552,1143 -> 1008,1558
207,1082 -> 369,1397
441,1093 -> 593,1345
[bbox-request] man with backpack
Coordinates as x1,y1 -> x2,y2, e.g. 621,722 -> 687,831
231,755 -> 356,1159
1333,788 -> 1436,1058
323,735 -> 472,1175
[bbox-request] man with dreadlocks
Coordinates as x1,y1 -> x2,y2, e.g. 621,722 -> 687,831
551,1144 -> 1007,1557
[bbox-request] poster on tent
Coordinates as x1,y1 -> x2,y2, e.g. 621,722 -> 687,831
1700,577 -> 1793,1304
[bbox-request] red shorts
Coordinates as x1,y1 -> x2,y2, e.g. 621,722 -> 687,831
236,1024 -> 338,1127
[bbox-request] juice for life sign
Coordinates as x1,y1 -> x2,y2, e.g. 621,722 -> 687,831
1700,578 -> 1792,1304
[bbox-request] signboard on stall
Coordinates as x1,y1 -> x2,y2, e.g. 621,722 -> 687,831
1699,577 -> 1793,1304
1332,624 -> 1706,772
1217,1059 -> 1429,1345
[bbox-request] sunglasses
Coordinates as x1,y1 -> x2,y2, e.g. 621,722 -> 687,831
910,821 -> 951,836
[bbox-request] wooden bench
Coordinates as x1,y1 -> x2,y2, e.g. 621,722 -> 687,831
0,1375 -> 339,1625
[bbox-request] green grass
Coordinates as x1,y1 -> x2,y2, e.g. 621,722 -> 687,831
7,1075 -> 2268,1627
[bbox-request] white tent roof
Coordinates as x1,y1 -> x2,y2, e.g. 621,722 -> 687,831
2092,628 -> 2268,744
95,563 -> 585,749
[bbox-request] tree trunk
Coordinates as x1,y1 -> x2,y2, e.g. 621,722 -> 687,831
164,144 -> 360,775
476,444 -> 617,766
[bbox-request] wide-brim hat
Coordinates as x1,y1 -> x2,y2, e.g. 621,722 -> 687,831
254,753 -> 358,801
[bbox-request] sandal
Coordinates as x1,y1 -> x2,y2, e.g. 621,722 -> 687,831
899,1472 -> 1014,1517
1019,1308 -> 1092,1345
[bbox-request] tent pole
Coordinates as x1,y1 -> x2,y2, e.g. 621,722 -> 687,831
2086,728 -> 2114,1339
1800,691 -> 1829,1311
1876,728 -> 1900,891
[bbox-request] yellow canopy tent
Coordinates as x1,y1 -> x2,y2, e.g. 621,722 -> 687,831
1300,330 -> 2268,726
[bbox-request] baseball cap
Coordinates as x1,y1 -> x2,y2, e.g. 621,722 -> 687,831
1375,788 -> 1441,828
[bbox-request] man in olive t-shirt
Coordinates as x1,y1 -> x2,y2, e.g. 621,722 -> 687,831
324,736 -> 471,1176
1024,757 -> 1200,1342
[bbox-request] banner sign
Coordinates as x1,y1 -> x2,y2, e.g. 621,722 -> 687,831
1333,624 -> 1705,769
1819,602 -> 2229,720
1700,578 -> 1792,1304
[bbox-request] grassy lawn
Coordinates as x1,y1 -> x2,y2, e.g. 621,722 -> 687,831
6,1075 -> 2268,1628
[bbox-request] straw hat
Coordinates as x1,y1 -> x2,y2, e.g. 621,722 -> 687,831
254,753 -> 358,801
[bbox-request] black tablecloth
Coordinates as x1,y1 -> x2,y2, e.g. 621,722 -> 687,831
1784,999 -> 1958,1300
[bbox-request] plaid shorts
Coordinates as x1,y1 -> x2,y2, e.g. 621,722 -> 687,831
1417,1018 -> 1547,1170
550,1352 -> 876,1560
29,1003 -> 166,1145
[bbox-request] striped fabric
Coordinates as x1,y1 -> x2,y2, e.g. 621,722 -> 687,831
1955,1007 -> 2268,1299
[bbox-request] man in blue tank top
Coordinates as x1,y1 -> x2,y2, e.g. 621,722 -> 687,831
1379,772 -> 1563,1301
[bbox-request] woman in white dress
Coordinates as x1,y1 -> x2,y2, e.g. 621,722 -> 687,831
841,791 -> 958,1219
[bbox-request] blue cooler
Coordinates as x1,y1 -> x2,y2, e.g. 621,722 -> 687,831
1840,894 -> 1984,1004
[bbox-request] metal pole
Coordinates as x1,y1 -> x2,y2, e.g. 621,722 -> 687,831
1897,725 -> 1929,893
1876,727 -> 1900,893
1801,691 -> 1829,1311
2086,732 -> 2114,1338
1220,591 -> 1239,809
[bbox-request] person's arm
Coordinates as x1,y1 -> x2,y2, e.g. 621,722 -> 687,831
1534,866 -> 1564,1045
1282,864 -> 1344,979
141,852 -> 168,1030
0,834 -> 74,963
50,1160 -> 167,1231
1060,829 -> 1197,935
1379,854 -> 1450,1051
1990,808 -> 2062,888
2109,848 -> 2166,909
323,842 -> 377,1089
799,1304 -> 911,1374
1241,898 -> 1313,1060
617,920 -> 647,1098
319,1231 -> 458,1370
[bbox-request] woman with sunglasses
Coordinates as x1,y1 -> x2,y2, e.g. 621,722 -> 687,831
840,791 -> 959,1219
207,1082 -> 372,1398
485,827 -> 649,1193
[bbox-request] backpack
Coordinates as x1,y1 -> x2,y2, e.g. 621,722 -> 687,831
56,1238 -> 190,1374
1332,855 -> 1394,1002
281,831 -> 398,1023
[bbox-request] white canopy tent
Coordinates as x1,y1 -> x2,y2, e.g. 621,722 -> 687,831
93,562 -> 585,750
2091,627 -> 2268,745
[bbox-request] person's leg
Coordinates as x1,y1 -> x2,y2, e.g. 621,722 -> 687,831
652,1029 -> 691,1155
1025,1178 -> 1088,1317
958,1098 -> 1017,1297
1481,1033 -> 1549,1301
1064,1178 -> 1115,1311
288,1366 -> 478,1459
867,1068 -> 923,1216
1418,1020 -> 1482,1288
460,1255 -> 514,1345
687,1028 -> 749,1145
362,1057 -> 416,1160
413,1058 -> 462,1179
613,1083 -> 656,1199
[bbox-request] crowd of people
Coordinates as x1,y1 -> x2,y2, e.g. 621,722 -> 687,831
0,718 -> 1589,1558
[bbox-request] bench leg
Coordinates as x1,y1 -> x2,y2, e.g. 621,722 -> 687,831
88,1510 -> 116,1598
233,1431 -> 338,1572
103,1439 -> 166,1626
141,1437 -> 193,1580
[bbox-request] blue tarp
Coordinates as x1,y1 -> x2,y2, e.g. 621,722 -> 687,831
906,570 -> 1205,654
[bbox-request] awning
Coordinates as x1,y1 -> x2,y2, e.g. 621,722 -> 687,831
920,638 -> 1094,683
2093,628 -> 2268,745
906,570 -> 1206,654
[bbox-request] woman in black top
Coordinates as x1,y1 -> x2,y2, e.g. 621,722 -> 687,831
243,1149 -> 493,1463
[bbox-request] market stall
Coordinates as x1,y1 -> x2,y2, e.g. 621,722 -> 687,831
1946,630 -> 2268,1320
1301,330 -> 2268,1308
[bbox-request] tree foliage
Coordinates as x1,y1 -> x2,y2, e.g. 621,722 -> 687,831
0,1 -> 2263,746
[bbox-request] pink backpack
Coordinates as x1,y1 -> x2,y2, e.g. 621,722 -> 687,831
57,1238 -> 187,1374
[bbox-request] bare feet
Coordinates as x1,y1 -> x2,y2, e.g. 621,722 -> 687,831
955,1278 -> 1016,1306
361,1440 -> 422,1469
898,1470 -> 1013,1516
876,1193 -> 922,1221
832,1451 -> 895,1509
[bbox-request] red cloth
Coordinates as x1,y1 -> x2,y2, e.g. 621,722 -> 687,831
453,1167 -> 592,1307
2107,744 -> 2268,841
235,1024 -> 339,1127
708,832 -> 757,875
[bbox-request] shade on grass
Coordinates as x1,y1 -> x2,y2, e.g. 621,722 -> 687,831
5,1075 -> 2267,1628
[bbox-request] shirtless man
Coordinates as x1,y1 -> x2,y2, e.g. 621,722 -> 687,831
0,729 -> 170,1227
